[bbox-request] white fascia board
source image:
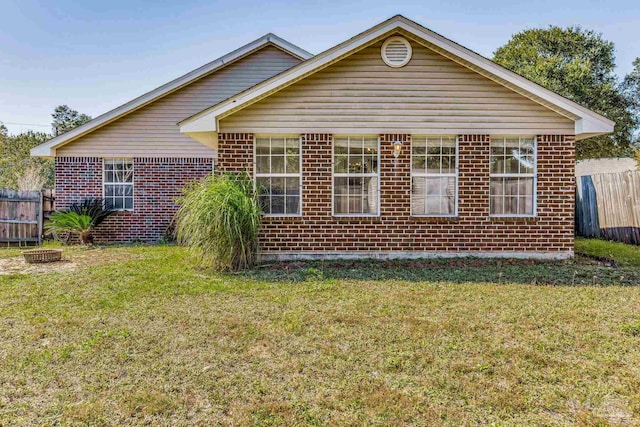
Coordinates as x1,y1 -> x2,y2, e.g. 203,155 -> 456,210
180,112 -> 219,133
30,34 -> 312,157
31,142 -> 56,157
180,16 -> 614,137
266,33 -> 313,61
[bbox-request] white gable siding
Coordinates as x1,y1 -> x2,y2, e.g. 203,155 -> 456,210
58,46 -> 301,157
220,40 -> 574,135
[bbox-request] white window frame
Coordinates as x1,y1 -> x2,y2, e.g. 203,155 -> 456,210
253,135 -> 303,217
332,135 -> 381,217
103,158 -> 134,212
410,135 -> 459,217
489,136 -> 537,218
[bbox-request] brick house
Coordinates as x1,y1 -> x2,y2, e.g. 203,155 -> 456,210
32,16 -> 613,260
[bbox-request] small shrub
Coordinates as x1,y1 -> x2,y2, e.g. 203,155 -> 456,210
174,172 -> 261,271
45,198 -> 116,245
157,235 -> 174,245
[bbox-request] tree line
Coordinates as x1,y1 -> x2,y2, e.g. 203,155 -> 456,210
1,26 -> 639,190
0,105 -> 91,190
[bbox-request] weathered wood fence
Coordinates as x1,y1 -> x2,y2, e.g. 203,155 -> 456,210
576,171 -> 640,244
0,189 -> 55,246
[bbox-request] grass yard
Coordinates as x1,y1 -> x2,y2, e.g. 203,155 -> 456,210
576,238 -> 640,268
0,240 -> 639,425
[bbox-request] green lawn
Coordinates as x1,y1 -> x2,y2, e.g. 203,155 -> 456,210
576,237 -> 640,268
0,240 -> 639,425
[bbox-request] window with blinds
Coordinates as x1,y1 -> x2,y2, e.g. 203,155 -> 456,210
333,136 -> 380,216
489,137 -> 536,216
411,136 -> 458,216
255,136 -> 302,215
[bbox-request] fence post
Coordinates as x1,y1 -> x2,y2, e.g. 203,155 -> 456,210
38,190 -> 44,245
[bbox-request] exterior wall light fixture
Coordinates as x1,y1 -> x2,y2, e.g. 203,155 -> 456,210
393,141 -> 403,158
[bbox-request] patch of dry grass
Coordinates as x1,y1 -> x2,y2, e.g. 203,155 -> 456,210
0,244 -> 639,425
0,246 -> 139,275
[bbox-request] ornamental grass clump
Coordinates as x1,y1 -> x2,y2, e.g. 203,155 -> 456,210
175,172 -> 261,271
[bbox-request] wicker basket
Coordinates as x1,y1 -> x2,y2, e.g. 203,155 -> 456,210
23,249 -> 63,264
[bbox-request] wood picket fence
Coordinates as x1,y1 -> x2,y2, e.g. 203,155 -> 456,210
576,171 -> 640,244
0,189 -> 55,246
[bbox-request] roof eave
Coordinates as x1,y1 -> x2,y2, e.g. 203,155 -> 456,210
574,117 -> 615,140
265,33 -> 313,61
179,15 -> 615,138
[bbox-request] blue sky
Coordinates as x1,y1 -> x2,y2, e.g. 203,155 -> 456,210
1,0 -> 638,135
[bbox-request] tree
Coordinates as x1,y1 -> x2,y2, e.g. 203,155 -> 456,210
623,58 -> 640,125
0,122 -> 8,159
493,27 -> 638,159
15,163 -> 49,191
0,130 -> 52,189
51,105 -> 91,136
1,106 -> 92,189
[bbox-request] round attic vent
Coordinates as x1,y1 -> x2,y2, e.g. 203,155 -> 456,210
381,36 -> 412,68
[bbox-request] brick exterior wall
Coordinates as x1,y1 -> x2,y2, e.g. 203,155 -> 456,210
54,133 -> 575,255
55,157 -> 214,242
217,133 -> 254,174
217,133 -> 575,257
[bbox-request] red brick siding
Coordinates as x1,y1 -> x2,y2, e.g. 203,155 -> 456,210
217,133 -> 254,174
217,133 -> 575,255
55,157 -> 104,206
55,157 -> 213,242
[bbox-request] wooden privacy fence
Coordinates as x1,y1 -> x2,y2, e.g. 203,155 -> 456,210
576,171 -> 640,244
0,189 -> 55,246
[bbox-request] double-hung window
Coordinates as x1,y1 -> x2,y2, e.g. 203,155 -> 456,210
411,136 -> 458,216
255,136 -> 301,215
489,137 -> 536,216
333,136 -> 379,215
103,159 -> 134,211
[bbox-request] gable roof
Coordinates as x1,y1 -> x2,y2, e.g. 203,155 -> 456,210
31,34 -> 312,157
179,15 -> 614,140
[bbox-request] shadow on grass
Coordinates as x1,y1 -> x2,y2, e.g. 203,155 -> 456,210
26,242 -> 636,287
239,257 -> 639,287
